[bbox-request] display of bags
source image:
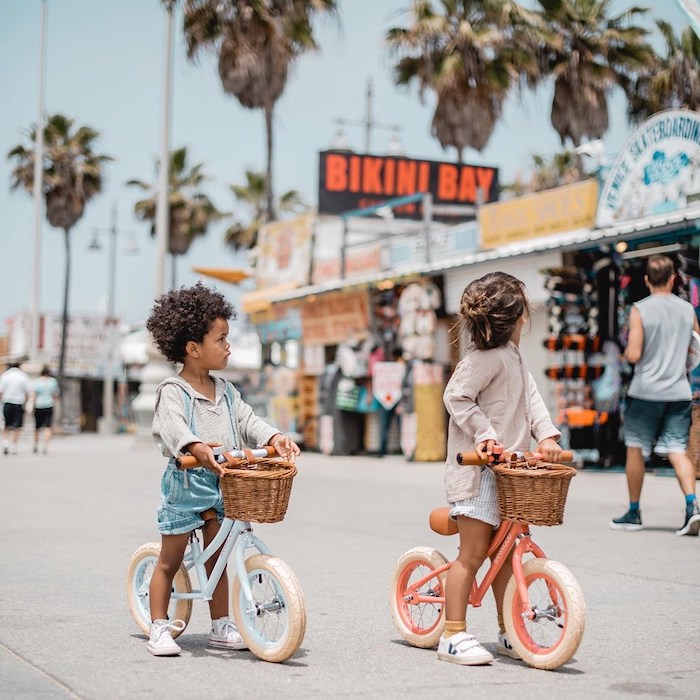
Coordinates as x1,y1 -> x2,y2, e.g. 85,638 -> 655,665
335,378 -> 379,413
335,378 -> 361,411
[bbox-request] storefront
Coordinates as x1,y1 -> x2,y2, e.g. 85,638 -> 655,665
240,111 -> 700,465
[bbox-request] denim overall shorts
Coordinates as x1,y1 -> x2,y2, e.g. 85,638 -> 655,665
157,384 -> 238,535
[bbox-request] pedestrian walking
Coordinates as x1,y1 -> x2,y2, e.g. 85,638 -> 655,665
31,366 -> 60,454
144,282 -> 300,657
611,254 -> 700,536
0,361 -> 30,455
439,272 -> 563,666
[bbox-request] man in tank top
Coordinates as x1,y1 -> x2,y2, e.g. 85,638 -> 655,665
611,254 -> 700,536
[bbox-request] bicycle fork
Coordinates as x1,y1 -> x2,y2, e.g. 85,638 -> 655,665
234,528 -> 277,618
511,533 -> 561,624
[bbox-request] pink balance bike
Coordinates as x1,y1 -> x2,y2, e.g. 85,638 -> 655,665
389,448 -> 585,670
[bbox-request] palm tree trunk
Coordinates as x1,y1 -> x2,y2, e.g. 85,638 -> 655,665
571,135 -> 584,174
57,227 -> 71,400
264,105 -> 275,222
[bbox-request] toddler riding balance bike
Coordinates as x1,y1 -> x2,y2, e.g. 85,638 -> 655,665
389,447 -> 585,670
126,446 -> 306,663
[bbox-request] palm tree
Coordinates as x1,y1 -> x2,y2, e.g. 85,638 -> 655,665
386,0 -> 543,162
628,20 -> 700,122
502,149 -> 584,195
224,169 -> 306,252
8,113 -> 112,393
127,146 -> 225,287
529,150 -> 584,191
183,0 -> 338,220
534,0 -> 656,148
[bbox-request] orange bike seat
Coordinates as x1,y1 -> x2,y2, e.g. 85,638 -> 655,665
429,507 -> 458,536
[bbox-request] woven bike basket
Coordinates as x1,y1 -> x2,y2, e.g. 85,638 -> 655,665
220,458 -> 297,523
491,461 -> 576,526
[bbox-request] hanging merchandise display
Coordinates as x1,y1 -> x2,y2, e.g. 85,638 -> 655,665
542,266 -> 609,464
397,281 -> 442,360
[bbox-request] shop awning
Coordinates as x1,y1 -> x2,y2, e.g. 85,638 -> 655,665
192,267 -> 253,285
262,204 -> 700,305
241,283 -> 301,314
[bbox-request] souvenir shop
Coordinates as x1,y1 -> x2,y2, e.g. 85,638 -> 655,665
542,236 -> 700,468
239,109 -> 700,465
245,274 -> 455,461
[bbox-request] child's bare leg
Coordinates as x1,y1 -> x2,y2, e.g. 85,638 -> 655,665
445,516 -> 492,624
149,533 -> 189,620
491,549 -> 514,632
202,519 -> 228,620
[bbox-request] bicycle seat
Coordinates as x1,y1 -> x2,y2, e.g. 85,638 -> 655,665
200,508 -> 218,523
429,507 -> 458,536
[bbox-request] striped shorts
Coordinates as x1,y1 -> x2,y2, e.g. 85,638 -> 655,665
449,466 -> 500,527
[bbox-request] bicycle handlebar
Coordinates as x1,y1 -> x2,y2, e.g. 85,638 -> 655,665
175,445 -> 277,469
456,448 -> 574,466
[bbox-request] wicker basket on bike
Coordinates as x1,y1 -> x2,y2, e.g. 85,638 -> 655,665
220,449 -> 297,524
490,454 -> 576,526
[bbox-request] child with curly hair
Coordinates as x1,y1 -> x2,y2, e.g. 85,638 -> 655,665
145,282 -> 300,657
438,272 -> 562,666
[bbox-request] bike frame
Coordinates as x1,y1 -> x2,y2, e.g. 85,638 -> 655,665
405,521 -> 550,618
171,517 -> 271,613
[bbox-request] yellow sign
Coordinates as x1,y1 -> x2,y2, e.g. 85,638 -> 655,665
480,179 -> 598,250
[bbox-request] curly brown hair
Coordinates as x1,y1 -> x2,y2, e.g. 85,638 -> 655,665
458,271 -> 529,350
146,282 -> 236,363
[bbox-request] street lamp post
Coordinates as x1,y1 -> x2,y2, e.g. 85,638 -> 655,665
90,203 -> 139,434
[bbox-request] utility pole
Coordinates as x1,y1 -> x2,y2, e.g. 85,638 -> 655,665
30,0 -> 47,363
155,0 -> 174,296
364,77 -> 373,154
334,76 -> 402,155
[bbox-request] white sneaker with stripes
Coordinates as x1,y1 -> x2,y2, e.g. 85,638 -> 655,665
437,632 -> 493,666
496,631 -> 521,659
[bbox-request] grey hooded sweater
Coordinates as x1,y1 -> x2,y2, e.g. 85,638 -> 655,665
152,375 -> 279,458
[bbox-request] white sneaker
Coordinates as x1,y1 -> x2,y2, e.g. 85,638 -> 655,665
146,619 -> 186,656
208,617 -> 248,650
437,631 -> 493,665
496,632 -> 521,659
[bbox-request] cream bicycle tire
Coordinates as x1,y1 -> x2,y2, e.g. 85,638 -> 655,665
126,542 -> 192,638
503,557 -> 585,670
231,554 -> 306,663
389,546 -> 449,648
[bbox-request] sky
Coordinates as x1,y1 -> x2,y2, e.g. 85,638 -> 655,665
0,0 -> 692,333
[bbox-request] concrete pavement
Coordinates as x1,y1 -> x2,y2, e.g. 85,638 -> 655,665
0,433 -> 698,699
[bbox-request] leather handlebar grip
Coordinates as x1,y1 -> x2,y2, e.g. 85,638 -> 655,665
455,449 -> 575,466
175,445 -> 277,469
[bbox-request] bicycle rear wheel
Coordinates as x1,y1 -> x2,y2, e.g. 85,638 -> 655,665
231,554 -> 306,663
126,542 -> 192,638
389,546 -> 448,648
504,558 -> 585,670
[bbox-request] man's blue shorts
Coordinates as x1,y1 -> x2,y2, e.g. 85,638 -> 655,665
623,397 -> 691,459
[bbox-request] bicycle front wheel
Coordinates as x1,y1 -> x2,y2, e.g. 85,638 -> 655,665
504,558 -> 585,670
231,554 -> 306,663
389,546 -> 448,649
125,542 -> 192,638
